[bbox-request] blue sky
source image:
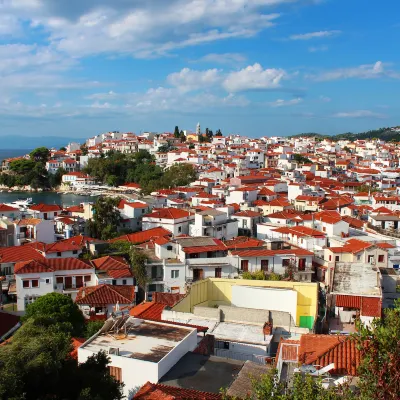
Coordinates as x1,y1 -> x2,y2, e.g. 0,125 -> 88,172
0,0 -> 400,138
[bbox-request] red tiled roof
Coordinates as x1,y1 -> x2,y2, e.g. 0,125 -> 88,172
335,295 -> 381,317
233,210 -> 261,217
75,284 -> 135,306
29,203 -> 63,212
144,208 -> 192,220
110,227 -> 172,244
181,238 -> 227,254
15,258 -> 92,274
91,256 -> 133,278
70,337 -> 86,359
0,245 -> 45,263
134,382 -> 221,399
14,259 -> 49,274
0,204 -> 19,212
336,295 -> 361,308
153,292 -> 186,307
230,248 -> 313,257
299,334 -> 361,376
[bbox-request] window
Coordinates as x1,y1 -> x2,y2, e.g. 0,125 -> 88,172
261,260 -> 269,271
178,226 -> 182,233
167,245 -> 173,251
112,279 -> 117,285
109,366 -> 122,382
357,255 -> 361,261
84,275 -> 91,282
378,255 -> 385,263
45,278 -> 50,284
23,280 -> 29,288
368,255 -> 374,264
122,279 -> 127,285
335,256 -> 340,262
57,252 -> 62,257
223,341 -> 230,350
171,270 -> 179,279
329,255 -> 332,261
56,277 -> 63,284
322,227 -> 326,232
31,280 -> 39,288
241,260 -> 249,272
217,227 -> 222,231
72,250 -> 78,255
215,268 -> 222,278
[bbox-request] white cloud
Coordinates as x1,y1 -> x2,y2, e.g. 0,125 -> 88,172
1,0 -> 290,58
332,110 -> 387,119
167,68 -> 222,92
288,30 -> 341,40
311,61 -> 393,81
308,45 -> 328,52
319,95 -> 331,102
268,98 -> 303,107
223,63 -> 287,92
194,53 -> 247,65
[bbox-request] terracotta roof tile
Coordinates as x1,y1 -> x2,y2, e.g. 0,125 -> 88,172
299,334 -> 361,376
75,284 -> 135,306
91,256 -> 133,278
134,381 -> 221,399
110,227 -> 172,244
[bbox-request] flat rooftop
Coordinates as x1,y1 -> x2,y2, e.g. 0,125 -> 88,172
333,262 -> 380,296
210,322 -> 273,346
160,352 -> 243,393
82,321 -> 193,363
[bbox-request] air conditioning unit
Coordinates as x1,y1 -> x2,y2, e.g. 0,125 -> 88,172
109,347 -> 120,356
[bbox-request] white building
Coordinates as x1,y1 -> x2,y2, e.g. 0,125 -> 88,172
78,318 -> 198,399
14,258 -> 95,311
13,218 -> 55,246
189,209 -> 238,240
142,208 -> 194,236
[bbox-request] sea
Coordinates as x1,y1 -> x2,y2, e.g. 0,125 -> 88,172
0,149 -> 32,162
0,149 -> 95,206
0,192 -> 96,208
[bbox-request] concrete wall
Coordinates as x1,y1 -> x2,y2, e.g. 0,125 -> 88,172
231,286 -> 297,322
157,328 -> 197,380
193,306 -> 220,320
172,278 -> 318,328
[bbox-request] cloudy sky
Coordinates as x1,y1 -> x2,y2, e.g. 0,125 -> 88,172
0,0 -> 399,138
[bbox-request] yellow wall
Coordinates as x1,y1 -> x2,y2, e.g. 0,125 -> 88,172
172,278 -> 318,327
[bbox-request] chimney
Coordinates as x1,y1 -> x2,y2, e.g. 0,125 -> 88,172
263,321 -> 273,336
81,289 -> 85,298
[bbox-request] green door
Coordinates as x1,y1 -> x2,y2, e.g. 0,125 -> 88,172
299,316 -> 314,329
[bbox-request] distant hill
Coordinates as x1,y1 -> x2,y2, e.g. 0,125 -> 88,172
0,136 -> 85,149
291,127 -> 400,142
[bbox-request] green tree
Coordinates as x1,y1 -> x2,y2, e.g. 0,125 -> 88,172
30,147 -> 50,164
49,167 -> 67,188
87,196 -> 122,240
59,147 -> 67,151
162,163 -> 196,187
180,131 -> 186,143
222,368 -> 355,400
174,125 -> 180,138
84,320 -> 106,339
111,242 -> 149,290
0,322 -> 123,400
355,299 -> 400,400
106,174 -> 118,187
22,292 -> 85,337
9,158 -> 36,175
293,153 -> 312,164
215,129 -> 222,136
80,143 -> 89,155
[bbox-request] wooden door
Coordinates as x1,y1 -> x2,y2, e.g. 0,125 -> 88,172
64,276 -> 72,289
241,260 -> 249,272
76,276 -> 83,288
